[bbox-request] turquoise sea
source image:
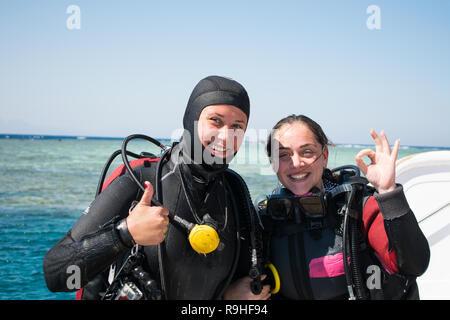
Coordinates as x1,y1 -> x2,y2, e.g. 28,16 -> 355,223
0,136 -> 447,300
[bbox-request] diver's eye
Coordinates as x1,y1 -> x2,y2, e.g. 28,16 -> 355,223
208,117 -> 221,126
278,152 -> 290,159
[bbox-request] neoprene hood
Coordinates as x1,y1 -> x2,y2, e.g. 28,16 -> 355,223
183,75 -> 250,131
179,76 -> 250,175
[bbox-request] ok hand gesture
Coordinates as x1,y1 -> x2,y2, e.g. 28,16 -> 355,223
355,130 -> 400,194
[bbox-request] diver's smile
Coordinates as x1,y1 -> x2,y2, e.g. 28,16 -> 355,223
287,171 -> 310,182
208,143 -> 232,157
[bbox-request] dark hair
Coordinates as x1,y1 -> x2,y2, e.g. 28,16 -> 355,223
266,114 -> 335,158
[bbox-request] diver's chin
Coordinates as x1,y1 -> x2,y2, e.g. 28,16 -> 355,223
285,180 -> 314,196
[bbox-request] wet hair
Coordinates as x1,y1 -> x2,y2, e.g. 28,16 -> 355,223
266,114 -> 335,158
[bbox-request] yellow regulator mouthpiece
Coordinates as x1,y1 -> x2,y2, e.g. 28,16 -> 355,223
188,224 -> 220,254
265,263 -> 281,294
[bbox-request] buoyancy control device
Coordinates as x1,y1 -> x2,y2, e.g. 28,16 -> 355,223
258,165 -> 375,300
92,134 -> 262,299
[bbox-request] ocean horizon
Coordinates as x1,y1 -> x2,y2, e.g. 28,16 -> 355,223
1,133 -> 449,150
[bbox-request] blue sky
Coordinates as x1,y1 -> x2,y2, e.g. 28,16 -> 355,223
0,1 -> 449,146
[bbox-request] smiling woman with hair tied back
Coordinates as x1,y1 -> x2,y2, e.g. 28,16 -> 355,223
43,76 -> 271,300
257,114 -> 430,300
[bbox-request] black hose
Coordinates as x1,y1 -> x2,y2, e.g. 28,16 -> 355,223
120,134 -> 170,299
121,134 -> 166,193
155,147 -> 172,205
342,183 -> 370,300
154,147 -> 172,300
342,199 -> 355,300
226,170 -> 262,294
96,149 -> 144,196
350,219 -> 368,300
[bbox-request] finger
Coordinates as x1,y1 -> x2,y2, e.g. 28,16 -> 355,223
160,207 -> 170,217
355,156 -> 368,176
252,286 -> 271,300
355,148 -> 375,175
261,285 -> 272,299
391,139 -> 400,162
357,148 -> 376,163
370,129 -> 383,154
139,181 -> 154,206
380,130 -> 391,155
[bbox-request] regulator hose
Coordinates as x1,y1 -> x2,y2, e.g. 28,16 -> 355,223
342,188 -> 355,300
96,149 -> 144,196
121,134 -> 167,193
350,219 -> 368,300
342,181 -> 368,300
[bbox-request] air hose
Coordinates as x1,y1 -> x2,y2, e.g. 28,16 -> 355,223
342,188 -> 356,300
338,171 -> 369,300
96,149 -> 147,196
345,186 -> 369,300
350,218 -> 367,300
121,134 -> 168,193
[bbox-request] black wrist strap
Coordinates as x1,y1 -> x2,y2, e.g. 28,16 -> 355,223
115,218 -> 136,248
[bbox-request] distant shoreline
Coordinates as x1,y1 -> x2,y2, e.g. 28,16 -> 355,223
1,133 -> 449,150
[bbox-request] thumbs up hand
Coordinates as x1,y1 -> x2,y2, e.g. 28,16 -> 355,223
126,181 -> 170,246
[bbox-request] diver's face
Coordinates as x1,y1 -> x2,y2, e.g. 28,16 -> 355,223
272,123 -> 328,195
197,105 -> 248,160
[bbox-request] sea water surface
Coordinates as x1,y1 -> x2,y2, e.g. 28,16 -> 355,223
0,137 -> 447,300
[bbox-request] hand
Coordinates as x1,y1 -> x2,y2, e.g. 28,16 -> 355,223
126,181 -> 170,246
223,275 -> 271,300
355,129 -> 400,194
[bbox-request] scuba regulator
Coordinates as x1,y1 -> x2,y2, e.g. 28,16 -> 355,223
173,214 -> 221,254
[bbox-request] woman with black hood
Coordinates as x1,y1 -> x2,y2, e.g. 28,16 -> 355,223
43,76 -> 271,300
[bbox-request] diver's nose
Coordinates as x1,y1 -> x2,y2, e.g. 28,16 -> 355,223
291,152 -> 306,169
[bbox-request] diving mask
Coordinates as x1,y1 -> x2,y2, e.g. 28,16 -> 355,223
266,190 -> 329,222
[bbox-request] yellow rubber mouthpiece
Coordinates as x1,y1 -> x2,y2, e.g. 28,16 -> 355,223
188,224 -> 220,254
265,263 -> 281,294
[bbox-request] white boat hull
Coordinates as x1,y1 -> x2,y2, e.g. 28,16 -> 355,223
396,150 -> 450,300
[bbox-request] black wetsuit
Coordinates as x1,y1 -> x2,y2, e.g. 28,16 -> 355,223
43,143 -> 256,299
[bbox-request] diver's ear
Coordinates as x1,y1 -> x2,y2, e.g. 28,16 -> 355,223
323,146 -> 329,168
